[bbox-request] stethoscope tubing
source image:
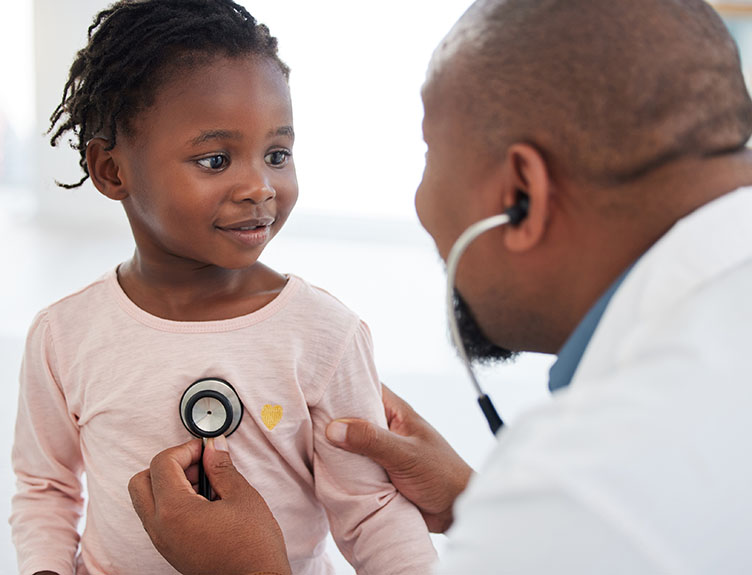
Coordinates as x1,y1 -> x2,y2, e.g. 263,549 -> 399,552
198,438 -> 211,498
445,213 -> 510,436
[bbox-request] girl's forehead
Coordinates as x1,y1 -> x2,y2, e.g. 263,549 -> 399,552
127,55 -> 293,141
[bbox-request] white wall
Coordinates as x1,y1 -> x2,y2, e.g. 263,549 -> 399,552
33,0 -> 129,230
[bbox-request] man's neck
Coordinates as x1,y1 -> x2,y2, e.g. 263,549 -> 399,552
551,149 -> 752,351
613,149 -> 752,223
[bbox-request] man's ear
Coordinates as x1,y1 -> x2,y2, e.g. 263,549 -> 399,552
86,138 -> 128,200
501,143 -> 552,252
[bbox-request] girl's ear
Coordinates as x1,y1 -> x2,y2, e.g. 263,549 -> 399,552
86,138 -> 128,200
500,143 -> 552,253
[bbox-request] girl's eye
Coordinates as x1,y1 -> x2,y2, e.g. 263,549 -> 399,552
197,154 -> 228,170
265,150 -> 291,167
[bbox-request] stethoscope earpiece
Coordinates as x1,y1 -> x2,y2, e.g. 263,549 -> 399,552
505,192 -> 530,226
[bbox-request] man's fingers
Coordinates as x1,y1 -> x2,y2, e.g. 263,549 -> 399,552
381,383 -> 405,411
326,418 -> 407,468
127,438 -> 291,575
148,438 -> 203,503
128,468 -> 156,525
185,463 -> 199,486
203,436 -> 252,501
380,383 -> 421,435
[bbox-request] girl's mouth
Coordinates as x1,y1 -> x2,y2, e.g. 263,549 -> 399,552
216,220 -> 274,246
218,215 -> 275,231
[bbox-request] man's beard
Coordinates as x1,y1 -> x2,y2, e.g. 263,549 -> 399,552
453,289 -> 517,364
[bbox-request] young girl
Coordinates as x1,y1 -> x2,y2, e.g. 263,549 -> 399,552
10,2 -> 437,574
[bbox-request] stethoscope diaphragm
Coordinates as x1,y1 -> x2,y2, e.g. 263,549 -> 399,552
179,378 -> 244,500
180,378 -> 243,439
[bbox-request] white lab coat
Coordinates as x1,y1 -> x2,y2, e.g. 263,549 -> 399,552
437,187 -> 752,574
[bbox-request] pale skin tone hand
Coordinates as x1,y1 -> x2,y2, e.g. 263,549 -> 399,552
325,384 -> 473,533
128,436 -> 291,575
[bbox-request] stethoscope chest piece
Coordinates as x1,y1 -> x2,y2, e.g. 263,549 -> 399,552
180,378 -> 244,500
180,378 -> 243,439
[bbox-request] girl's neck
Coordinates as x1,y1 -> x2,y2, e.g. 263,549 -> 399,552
117,255 -> 287,321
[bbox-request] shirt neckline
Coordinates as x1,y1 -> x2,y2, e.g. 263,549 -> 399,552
106,268 -> 302,333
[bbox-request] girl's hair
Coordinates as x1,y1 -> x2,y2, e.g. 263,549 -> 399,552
49,0 -> 290,188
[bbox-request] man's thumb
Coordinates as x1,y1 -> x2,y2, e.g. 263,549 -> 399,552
326,418 -> 403,468
203,436 -> 247,500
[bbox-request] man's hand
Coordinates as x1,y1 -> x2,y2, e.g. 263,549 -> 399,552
325,384 -> 473,533
128,436 -> 291,575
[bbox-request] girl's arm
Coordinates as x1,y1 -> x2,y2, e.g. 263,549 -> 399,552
325,383 -> 473,534
311,321 -> 438,575
11,312 -> 84,575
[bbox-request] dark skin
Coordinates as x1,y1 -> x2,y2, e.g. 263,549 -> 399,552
129,438 -> 291,575
130,104 -> 752,573
128,1 -> 752,573
415,39 -> 752,355
88,55 -> 298,323
128,150 -> 752,575
33,56 -> 297,575
415,136 -> 752,356
324,385 -> 473,533
128,387 -> 467,573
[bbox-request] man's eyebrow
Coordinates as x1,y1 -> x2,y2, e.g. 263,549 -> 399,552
269,125 -> 295,140
189,130 -> 243,147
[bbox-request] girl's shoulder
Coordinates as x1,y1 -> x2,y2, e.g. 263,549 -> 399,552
285,274 -> 362,328
39,269 -> 115,318
23,269 -> 118,367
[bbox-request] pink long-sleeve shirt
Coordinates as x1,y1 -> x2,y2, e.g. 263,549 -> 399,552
11,270 -> 437,575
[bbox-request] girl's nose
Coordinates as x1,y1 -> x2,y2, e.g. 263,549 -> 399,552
232,178 -> 276,204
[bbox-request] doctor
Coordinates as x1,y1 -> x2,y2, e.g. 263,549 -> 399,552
128,0 -> 752,573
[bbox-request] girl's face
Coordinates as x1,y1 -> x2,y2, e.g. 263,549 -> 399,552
113,55 -> 297,272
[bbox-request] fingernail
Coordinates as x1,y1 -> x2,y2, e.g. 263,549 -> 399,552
213,435 -> 228,452
327,421 -> 348,444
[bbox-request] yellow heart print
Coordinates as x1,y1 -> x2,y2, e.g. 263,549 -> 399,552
261,404 -> 283,430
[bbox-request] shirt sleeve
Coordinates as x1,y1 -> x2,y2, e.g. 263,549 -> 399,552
311,320 -> 437,575
10,311 -> 84,575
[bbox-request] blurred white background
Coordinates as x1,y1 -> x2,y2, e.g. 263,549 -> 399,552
2,1 -> 749,573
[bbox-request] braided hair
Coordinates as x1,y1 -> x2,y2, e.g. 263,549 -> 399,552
49,0 -> 290,188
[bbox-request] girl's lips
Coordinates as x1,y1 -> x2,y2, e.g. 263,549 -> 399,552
219,216 -> 275,230
217,224 -> 272,247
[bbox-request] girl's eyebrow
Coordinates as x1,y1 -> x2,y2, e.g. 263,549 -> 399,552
189,129 -> 243,146
269,126 -> 295,141
188,126 -> 294,146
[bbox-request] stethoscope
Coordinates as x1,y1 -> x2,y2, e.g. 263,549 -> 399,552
180,378 -> 244,498
176,200 -> 526,475
445,195 -> 529,436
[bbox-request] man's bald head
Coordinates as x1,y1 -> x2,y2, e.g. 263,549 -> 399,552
427,0 -> 752,186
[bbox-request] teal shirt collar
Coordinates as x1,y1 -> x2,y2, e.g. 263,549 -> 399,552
548,267 -> 632,392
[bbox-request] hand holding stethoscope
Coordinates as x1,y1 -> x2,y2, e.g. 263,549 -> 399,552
179,378 -> 244,498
